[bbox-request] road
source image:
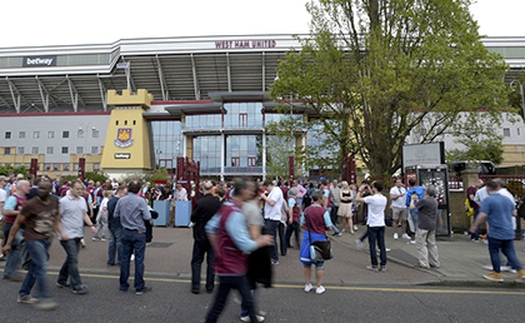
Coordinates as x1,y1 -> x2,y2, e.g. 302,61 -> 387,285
1,270 -> 524,323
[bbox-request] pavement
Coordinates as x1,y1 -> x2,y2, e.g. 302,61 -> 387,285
2,223 -> 525,289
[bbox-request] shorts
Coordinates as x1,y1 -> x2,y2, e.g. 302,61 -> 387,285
392,207 -> 408,221
304,261 -> 325,270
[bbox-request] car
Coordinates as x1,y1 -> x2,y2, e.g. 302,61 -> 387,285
449,160 -> 496,175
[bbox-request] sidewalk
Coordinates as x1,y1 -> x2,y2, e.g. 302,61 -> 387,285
2,225 -> 525,288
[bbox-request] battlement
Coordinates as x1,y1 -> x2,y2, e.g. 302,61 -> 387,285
107,89 -> 154,109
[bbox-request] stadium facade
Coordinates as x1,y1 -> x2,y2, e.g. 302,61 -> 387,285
0,35 -> 524,179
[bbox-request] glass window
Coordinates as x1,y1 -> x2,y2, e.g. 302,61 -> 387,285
76,146 -> 84,154
5,131 -> 11,139
4,147 -> 11,155
63,163 -> 70,171
91,146 -> 99,154
48,131 -> 55,139
73,163 -> 80,171
44,164 -> 51,171
46,146 -> 54,154
61,146 -> 69,154
93,163 -> 100,170
19,131 -> 26,139
92,129 -> 99,138
33,131 -> 40,139
223,102 -> 264,129
77,129 -> 85,138
32,147 -> 39,154
150,120 -> 183,169
17,147 -> 25,154
193,136 -> 222,174
62,131 -> 69,138
185,115 -> 222,130
53,163 -> 61,171
503,128 -> 511,137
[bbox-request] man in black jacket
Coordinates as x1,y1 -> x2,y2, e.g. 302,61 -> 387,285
190,181 -> 222,294
106,186 -> 127,267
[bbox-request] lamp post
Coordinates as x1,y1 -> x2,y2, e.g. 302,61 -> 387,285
510,80 -> 525,124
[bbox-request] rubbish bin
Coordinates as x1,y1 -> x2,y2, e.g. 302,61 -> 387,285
175,200 -> 191,227
153,200 -> 171,227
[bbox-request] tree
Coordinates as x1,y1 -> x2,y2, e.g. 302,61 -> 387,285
270,0 -> 510,176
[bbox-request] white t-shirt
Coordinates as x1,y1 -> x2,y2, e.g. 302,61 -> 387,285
389,186 -> 406,209
363,194 -> 387,227
0,188 -> 6,220
264,186 -> 283,221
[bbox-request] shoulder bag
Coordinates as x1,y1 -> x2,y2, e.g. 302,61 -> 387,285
306,208 -> 333,261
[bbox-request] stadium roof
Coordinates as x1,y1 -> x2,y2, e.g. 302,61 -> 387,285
0,34 -> 524,114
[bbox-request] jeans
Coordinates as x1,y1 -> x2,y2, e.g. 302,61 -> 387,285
107,225 -> 123,266
264,219 -> 280,261
3,224 -> 24,277
205,275 -> 257,323
470,209 -> 480,240
487,237 -> 523,273
368,226 -> 386,267
285,221 -> 301,248
19,239 -> 52,300
278,223 -> 286,256
191,239 -> 215,291
94,211 -> 108,239
410,212 -> 419,233
58,238 -> 83,290
120,229 -> 147,292
296,197 -> 304,213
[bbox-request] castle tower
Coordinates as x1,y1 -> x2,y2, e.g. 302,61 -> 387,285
100,89 -> 154,178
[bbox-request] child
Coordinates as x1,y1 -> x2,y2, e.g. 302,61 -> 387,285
92,190 -> 112,242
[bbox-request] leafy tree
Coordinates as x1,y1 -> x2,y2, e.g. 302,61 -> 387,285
270,0 -> 510,176
0,165 -> 28,178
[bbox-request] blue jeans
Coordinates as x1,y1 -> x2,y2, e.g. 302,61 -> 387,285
368,226 -> 387,267
470,209 -> 480,240
488,237 -> 523,273
3,224 -> 24,277
120,229 -> 146,292
19,239 -> 52,300
264,219 -> 280,262
191,239 -> 215,291
206,275 -> 257,323
107,225 -> 123,266
58,238 -> 83,290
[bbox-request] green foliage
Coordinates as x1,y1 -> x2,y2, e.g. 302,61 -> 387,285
85,171 -> 109,184
271,0 -> 510,175
120,168 -> 172,186
0,165 -> 28,177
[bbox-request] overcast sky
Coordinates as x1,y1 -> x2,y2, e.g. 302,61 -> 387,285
0,0 -> 522,48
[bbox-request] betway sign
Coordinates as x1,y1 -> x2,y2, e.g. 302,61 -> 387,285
23,56 -> 57,67
215,39 -> 277,50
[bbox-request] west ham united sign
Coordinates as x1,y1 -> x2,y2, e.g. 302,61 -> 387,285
114,128 -> 134,148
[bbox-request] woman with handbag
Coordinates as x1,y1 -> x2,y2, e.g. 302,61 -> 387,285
299,190 -> 334,295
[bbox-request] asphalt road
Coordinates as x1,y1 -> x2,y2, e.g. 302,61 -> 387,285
1,270 -> 524,323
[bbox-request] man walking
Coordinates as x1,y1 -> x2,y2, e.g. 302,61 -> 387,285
468,179 -> 484,242
469,180 -> 525,282
3,181 -> 60,310
190,181 -> 222,294
390,178 -> 408,240
114,180 -> 152,294
107,186 -> 127,266
2,179 -> 30,281
57,180 -> 97,294
409,185 -> 440,269
405,178 -> 425,243
260,179 -> 284,265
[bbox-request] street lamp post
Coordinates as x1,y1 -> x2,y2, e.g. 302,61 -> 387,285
510,80 -> 525,124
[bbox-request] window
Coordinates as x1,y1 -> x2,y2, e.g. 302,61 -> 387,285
5,131 -> 11,139
91,146 -> 99,154
53,163 -> 61,171
62,131 -> 69,139
17,147 -> 25,154
44,164 -> 51,171
61,146 -> 69,154
92,129 -> 99,138
4,147 -> 11,155
46,146 -> 54,154
77,129 -> 85,138
93,163 -> 100,170
47,131 -> 55,139
19,131 -> 26,139
33,131 -> 40,139
76,146 -> 84,154
503,128 -> 511,137
73,163 -> 80,171
32,147 -> 39,154
63,163 -> 70,171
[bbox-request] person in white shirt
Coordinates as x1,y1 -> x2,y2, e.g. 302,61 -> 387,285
356,181 -> 388,271
173,183 -> 188,201
389,178 -> 409,240
260,179 -> 284,265
0,176 -> 8,260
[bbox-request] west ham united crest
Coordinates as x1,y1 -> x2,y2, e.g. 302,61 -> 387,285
114,128 -> 134,148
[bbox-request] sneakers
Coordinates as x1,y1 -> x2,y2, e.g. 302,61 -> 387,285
482,265 -> 517,274
355,239 -> 365,250
240,314 -> 265,322
17,295 -> 39,304
366,265 -> 378,272
393,233 -> 399,240
315,286 -> 326,294
379,266 -> 387,272
92,236 -> 101,242
414,263 -> 429,269
131,254 -> 135,262
72,285 -> 88,294
80,239 -> 86,248
353,225 -> 358,231
483,272 -> 504,282
271,260 -> 279,265
136,286 -> 153,295
34,300 -> 58,311
56,281 -> 71,289
409,240 -> 416,245
101,237 -> 108,242
332,232 -> 342,237
377,248 -> 391,253
304,283 -> 313,292
402,233 -> 411,240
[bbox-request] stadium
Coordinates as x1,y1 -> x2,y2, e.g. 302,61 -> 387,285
0,34 -> 524,179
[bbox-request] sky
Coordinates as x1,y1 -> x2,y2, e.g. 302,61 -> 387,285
0,0 -> 523,48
